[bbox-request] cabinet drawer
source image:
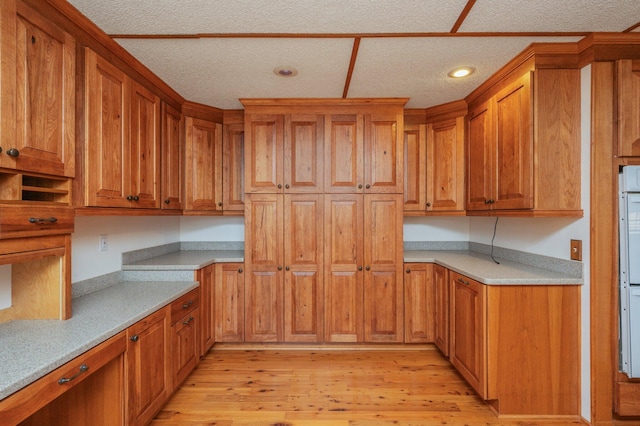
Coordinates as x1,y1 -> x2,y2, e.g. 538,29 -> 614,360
0,205 -> 74,239
170,288 -> 199,324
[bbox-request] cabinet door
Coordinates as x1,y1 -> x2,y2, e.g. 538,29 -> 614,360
172,308 -> 199,390
85,48 -> 131,208
184,117 -> 222,211
324,114 -> 364,193
130,80 -> 160,209
126,307 -> 170,426
244,194 -> 283,342
214,262 -> 245,342
404,263 -> 434,343
10,2 -> 75,177
466,99 -> 492,211
223,123 -> 245,211
428,117 -> 465,211
284,194 -> 323,342
363,194 -> 403,342
403,124 -> 427,212
433,264 -> 449,356
284,114 -> 324,193
324,194 -> 364,342
450,272 -> 487,399
364,113 -> 403,193
245,114 -> 284,193
617,59 -> 640,157
494,72 -> 533,210
161,102 -> 183,210
197,264 -> 215,355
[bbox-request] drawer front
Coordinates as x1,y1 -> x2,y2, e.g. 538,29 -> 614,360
0,205 -> 74,239
171,288 -> 200,324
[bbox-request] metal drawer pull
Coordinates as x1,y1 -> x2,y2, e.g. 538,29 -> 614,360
182,300 -> 194,309
29,217 -> 58,224
457,278 -> 470,285
182,316 -> 194,325
58,364 -> 88,385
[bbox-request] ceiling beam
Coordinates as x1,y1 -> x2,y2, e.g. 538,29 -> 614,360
343,37 -> 361,99
450,0 -> 477,33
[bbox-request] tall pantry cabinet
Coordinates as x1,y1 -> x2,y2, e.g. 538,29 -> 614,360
243,99 -> 406,343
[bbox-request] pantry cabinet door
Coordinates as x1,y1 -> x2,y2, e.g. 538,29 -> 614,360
364,113 -> 403,193
184,117 -> 222,211
284,114 -> 324,193
245,114 -> 284,193
161,102 -> 183,210
324,114 -> 364,193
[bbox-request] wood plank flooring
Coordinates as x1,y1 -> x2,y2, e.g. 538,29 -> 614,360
151,345 -> 587,425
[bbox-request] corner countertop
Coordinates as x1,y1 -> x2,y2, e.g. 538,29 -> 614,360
404,250 -> 582,285
122,250 -> 244,271
0,280 -> 197,401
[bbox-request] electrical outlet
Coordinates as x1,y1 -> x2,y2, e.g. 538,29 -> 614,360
99,234 -> 108,252
570,239 -> 582,261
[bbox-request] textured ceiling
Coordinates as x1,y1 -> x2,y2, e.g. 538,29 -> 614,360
67,0 -> 640,109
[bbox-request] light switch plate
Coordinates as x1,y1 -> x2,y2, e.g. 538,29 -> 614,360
570,239 -> 582,261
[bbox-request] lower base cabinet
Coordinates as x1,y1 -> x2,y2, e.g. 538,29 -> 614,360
215,263 -> 245,342
170,289 -> 200,391
403,263 -> 435,343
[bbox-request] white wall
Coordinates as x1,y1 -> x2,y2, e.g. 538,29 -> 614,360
72,216 -> 181,282
180,216 -> 244,241
403,216 -> 470,241
0,265 -> 11,310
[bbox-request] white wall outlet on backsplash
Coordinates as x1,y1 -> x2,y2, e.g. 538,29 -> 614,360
99,234 -> 108,252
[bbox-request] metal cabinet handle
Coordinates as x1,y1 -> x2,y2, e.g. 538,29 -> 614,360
130,335 -> 139,342
457,277 -> 470,285
278,266 -> 283,271
133,195 -> 139,202
164,199 -> 171,204
358,266 -> 363,271
365,266 -> 370,271
358,184 -> 363,189
0,147 -> 2,154
285,184 -> 290,189
365,184 -> 371,189
127,195 -> 133,201
29,217 -> 58,224
406,268 -> 411,273
182,316 -> 194,325
426,202 -> 431,207
238,268 -> 243,273
58,364 -> 88,385
218,202 -> 223,207
277,184 -> 282,189
285,266 -> 290,271
182,300 -> 193,309
6,148 -> 19,157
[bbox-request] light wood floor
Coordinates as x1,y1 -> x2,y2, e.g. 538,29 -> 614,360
152,345 -> 587,426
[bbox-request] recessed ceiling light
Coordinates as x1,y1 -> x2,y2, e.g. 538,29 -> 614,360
274,66 -> 298,77
448,67 -> 475,78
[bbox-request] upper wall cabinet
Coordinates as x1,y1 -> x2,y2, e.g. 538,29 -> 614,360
0,1 -> 75,177
617,59 -> 640,157
161,102 -> 183,210
466,65 -> 582,217
223,119 -> 245,212
84,48 -> 160,209
184,116 -> 223,212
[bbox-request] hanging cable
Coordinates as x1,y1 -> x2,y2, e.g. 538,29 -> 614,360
491,217 -> 500,264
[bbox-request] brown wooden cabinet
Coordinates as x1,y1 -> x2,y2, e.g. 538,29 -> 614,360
184,116 -> 223,212
403,263 -> 434,343
85,48 -> 161,209
449,271 -> 487,398
126,306 -> 171,426
223,121 -> 245,212
197,264 -> 215,355
214,262 -> 245,342
0,1 -> 75,177
171,289 -> 199,390
161,102 -> 183,210
617,59 -> 640,157
466,67 -> 581,216
433,264 -> 449,356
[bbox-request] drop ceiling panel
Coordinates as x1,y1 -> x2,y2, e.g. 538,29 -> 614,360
459,0 -> 640,32
348,36 -> 580,108
116,38 -> 354,109
69,0 -> 468,34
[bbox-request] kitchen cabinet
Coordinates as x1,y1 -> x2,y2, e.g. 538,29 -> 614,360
0,0 -> 75,177
244,113 -> 324,193
324,193 -> 404,343
171,289 -> 199,390
244,193 -> 323,342
0,333 -> 126,426
223,120 -> 245,212
466,67 -> 581,216
85,48 -> 161,209
126,306 -> 171,426
617,59 -> 640,157
403,263 -> 434,343
184,116 -> 223,212
197,264 -> 215,355
161,102 -> 183,210
449,271 -> 486,398
433,264 -> 449,356
447,270 -> 580,415
214,262 -> 245,342
325,111 -> 403,194
403,117 -> 465,214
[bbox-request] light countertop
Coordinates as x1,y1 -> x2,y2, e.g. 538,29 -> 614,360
404,250 -> 582,285
0,280 -> 197,401
123,250 -> 244,270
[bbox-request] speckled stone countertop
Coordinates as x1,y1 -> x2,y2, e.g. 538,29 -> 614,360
0,280 -> 197,401
404,250 -> 582,285
122,250 -> 244,270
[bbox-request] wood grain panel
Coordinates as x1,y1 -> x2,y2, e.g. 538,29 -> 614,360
404,263 -> 435,343
214,263 -> 245,343
466,99 -> 492,211
160,102 -> 183,210
433,264 -> 450,355
184,117 -> 222,211
364,269 -> 403,342
403,124 -> 427,211
324,114 -> 363,193
223,123 -> 245,211
172,307 -> 199,390
196,265 -> 214,355
364,113 -> 403,193
617,59 -> 640,156
284,114 -> 324,193
429,117 -> 465,211
244,114 -> 283,193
